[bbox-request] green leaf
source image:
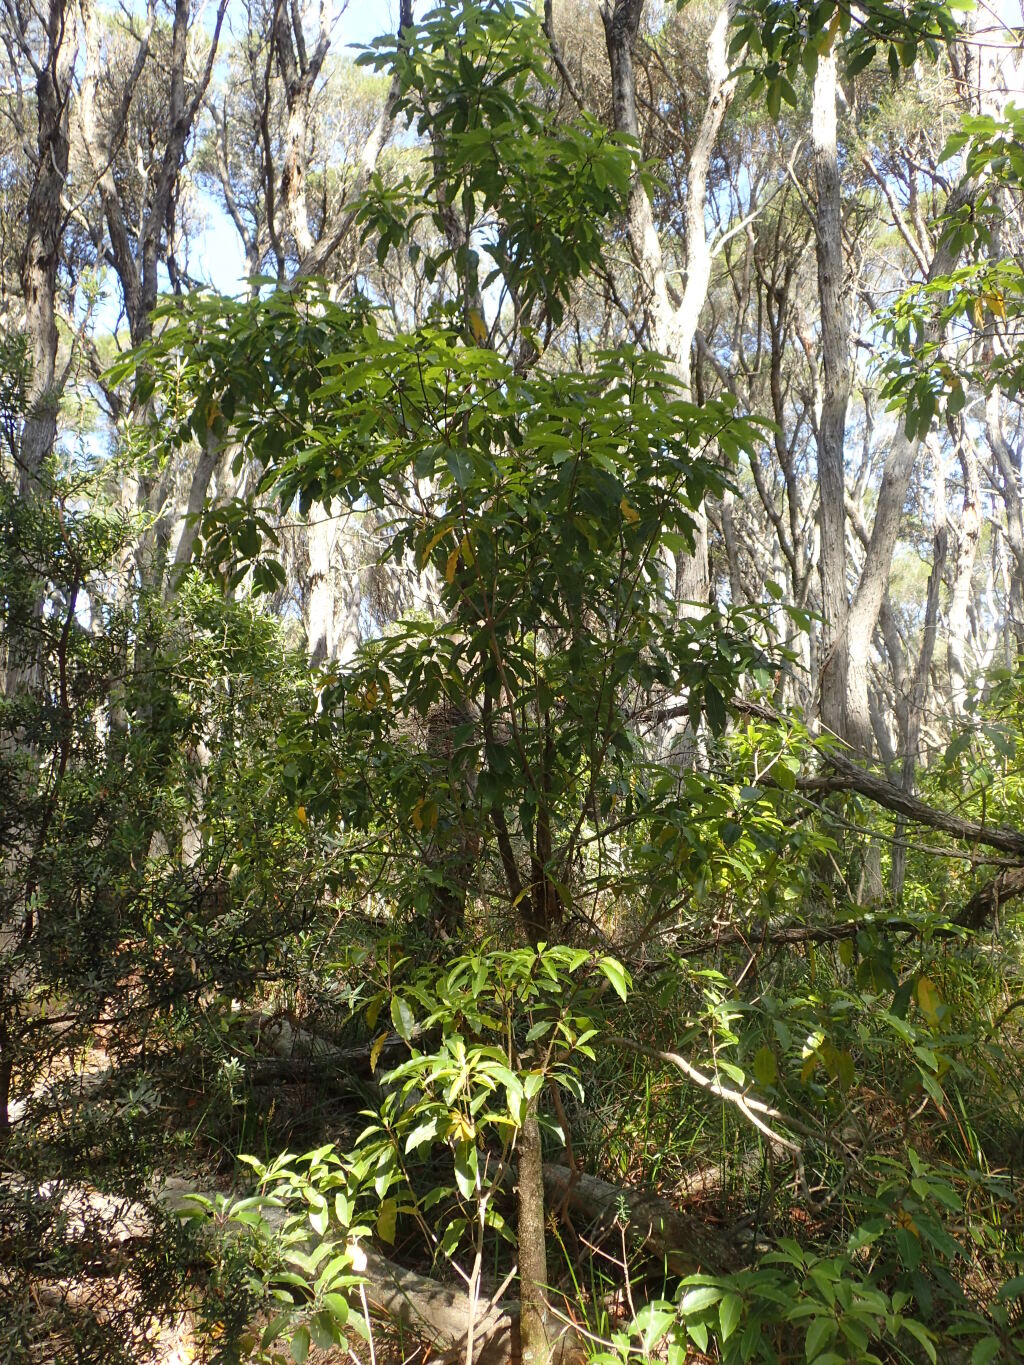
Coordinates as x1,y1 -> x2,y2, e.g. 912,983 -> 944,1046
597,955 -> 630,1001
703,684 -> 728,735
405,1116 -> 442,1153
900,1318 -> 936,1362
323,1293 -> 350,1325
632,1301 -> 676,1351
753,1045 -> 778,1087
805,1316 -> 835,1360
688,1320 -> 709,1351
971,1339 -> 1002,1365
310,1312 -> 338,1350
679,1286 -> 723,1315
454,1139 -> 479,1199
290,1326 -> 311,1364
390,995 -> 415,1041
845,43 -> 877,77
719,1293 -> 742,1341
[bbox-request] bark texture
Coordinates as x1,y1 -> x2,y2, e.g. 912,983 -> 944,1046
18,0 -> 76,490
811,50 -> 851,743
518,1109 -> 554,1365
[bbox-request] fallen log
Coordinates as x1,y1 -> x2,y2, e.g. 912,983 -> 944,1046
244,1033 -> 414,1085
170,1179 -> 587,1365
8,1062 -> 112,1127
16,1158 -> 728,1363
359,1246 -> 521,1365
542,1164 -> 737,1274
13,1176 -> 527,1363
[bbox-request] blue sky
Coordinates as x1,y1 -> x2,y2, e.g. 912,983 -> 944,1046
186,0 -> 407,297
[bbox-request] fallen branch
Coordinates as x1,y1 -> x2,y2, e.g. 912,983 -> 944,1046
608,1034 -> 810,1152
244,1035 -> 413,1085
795,751 -> 1024,858
674,921 -> 862,957
656,695 -> 1024,864
957,864 -> 1024,929
8,1063 -> 112,1127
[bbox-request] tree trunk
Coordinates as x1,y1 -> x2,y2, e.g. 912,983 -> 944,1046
517,1109 -> 553,1365
811,49 -> 851,744
946,426 -> 981,713
985,388 -> 1024,645
841,179 -> 974,748
19,0 -> 76,492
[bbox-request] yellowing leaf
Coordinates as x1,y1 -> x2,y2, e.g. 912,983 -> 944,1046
832,1046 -> 856,1090
620,496 -> 640,525
369,1030 -> 390,1073
984,292 -> 1007,321
467,306 -> 489,345
895,1206 -> 919,1236
450,1112 -> 475,1142
459,532 -> 475,567
972,296 -> 985,328
917,974 -> 943,1027
445,547 -> 460,583
296,805 -> 307,825
419,522 -> 454,568
411,798 -> 438,832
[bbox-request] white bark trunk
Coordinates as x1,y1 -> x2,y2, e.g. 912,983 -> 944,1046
599,0 -> 739,613
811,48 -> 852,744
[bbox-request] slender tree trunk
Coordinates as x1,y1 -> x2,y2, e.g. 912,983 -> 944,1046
19,0 -> 76,492
842,180 -> 974,749
946,425 -> 981,713
272,0 -> 330,262
5,0 -> 77,703
517,1108 -> 552,1365
985,384 -> 1024,645
304,508 -> 361,666
892,448 -> 948,898
811,49 -> 851,744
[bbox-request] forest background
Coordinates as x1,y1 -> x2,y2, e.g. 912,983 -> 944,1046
3,0 -> 1024,1362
